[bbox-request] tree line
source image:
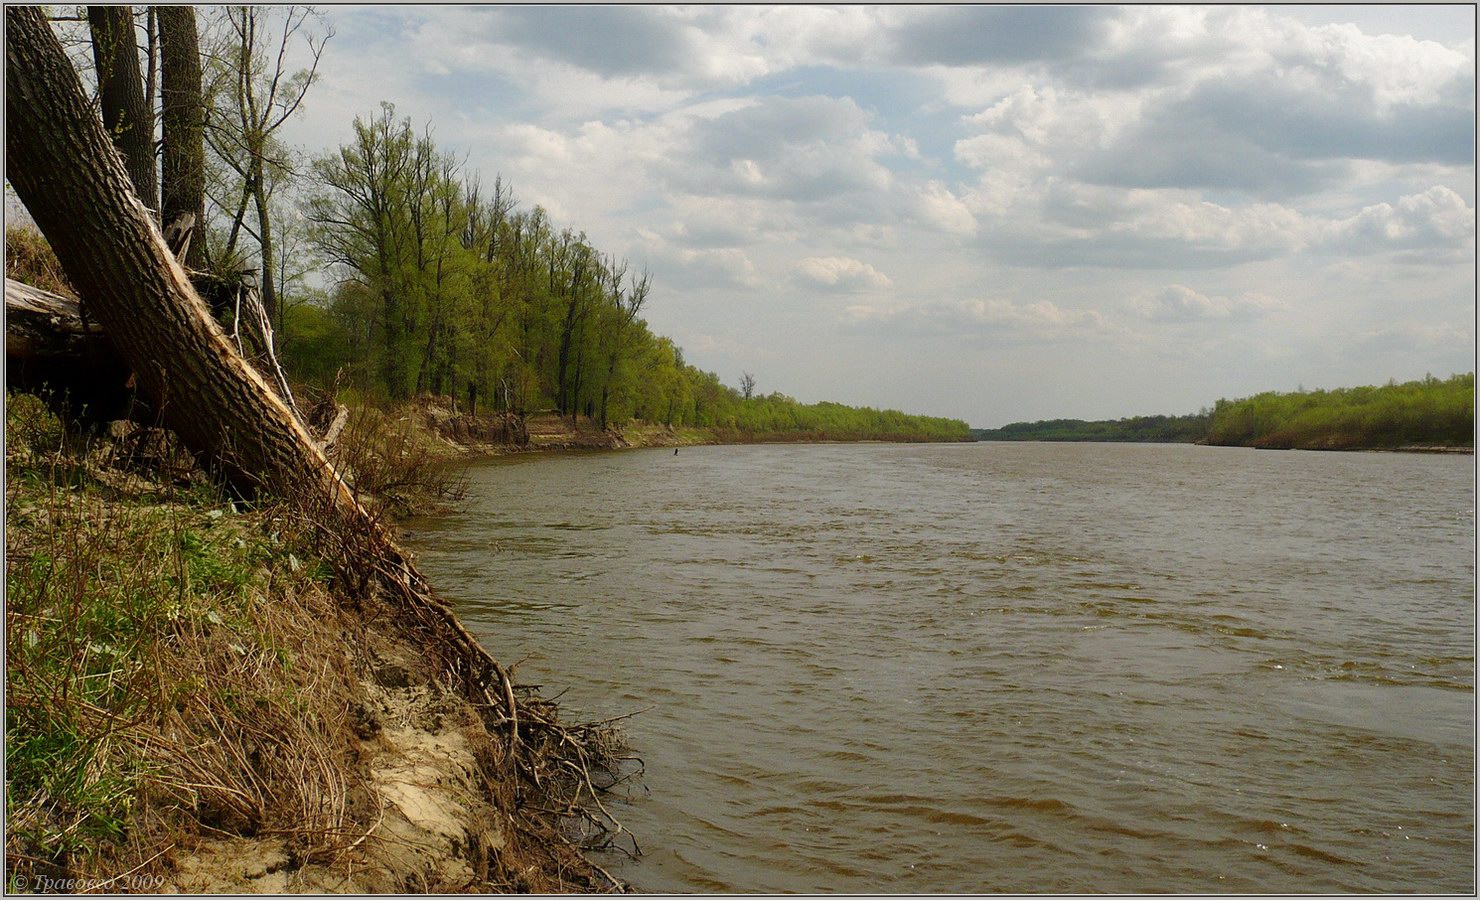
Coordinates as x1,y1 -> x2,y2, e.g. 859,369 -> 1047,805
284,104 -> 968,439
972,413 -> 1210,443
974,373 -> 1475,449
1204,373 -> 1474,450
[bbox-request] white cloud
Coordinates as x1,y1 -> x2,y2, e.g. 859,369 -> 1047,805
911,182 -> 978,236
1131,285 -> 1283,323
1322,186 -> 1476,255
1356,322 -> 1475,353
667,95 -> 899,203
844,297 -> 1109,341
637,228 -> 763,291
274,5 -> 1476,427
794,256 -> 894,292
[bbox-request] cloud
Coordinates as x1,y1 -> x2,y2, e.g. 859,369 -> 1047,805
886,6 -> 1119,68
1354,322 -> 1475,354
944,8 -> 1474,203
1078,72 -> 1472,196
793,256 -> 893,292
484,7 -> 701,79
1130,284 -> 1283,322
964,181 -> 1315,269
279,5 -> 1475,428
667,95 -> 899,203
636,228 -> 763,291
844,297 -> 1109,341
910,182 -> 978,236
1321,186 -> 1476,258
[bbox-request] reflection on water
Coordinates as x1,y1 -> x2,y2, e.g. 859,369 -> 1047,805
404,443 -> 1476,893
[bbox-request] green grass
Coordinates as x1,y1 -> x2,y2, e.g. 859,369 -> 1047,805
4,392 -> 351,882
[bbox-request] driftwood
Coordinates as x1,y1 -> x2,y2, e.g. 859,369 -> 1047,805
319,403 -> 350,450
6,270 -> 233,364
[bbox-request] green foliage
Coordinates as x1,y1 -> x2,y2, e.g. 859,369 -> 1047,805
683,382 -> 972,442
1204,373 -> 1475,449
297,105 -> 964,441
975,375 -> 1475,450
5,486 -> 260,860
974,413 -> 1210,443
4,411 -> 354,879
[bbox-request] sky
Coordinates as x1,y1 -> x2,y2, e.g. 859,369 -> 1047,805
272,4 -> 1476,428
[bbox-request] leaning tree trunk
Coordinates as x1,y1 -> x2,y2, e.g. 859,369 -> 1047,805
157,5 -> 205,270
9,6 -> 335,500
87,6 -> 157,214
6,3 -> 511,712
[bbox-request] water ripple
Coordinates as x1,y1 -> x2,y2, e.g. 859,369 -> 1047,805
406,443 -> 1476,893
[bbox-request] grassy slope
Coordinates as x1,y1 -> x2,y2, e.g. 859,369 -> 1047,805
3,393 -> 619,892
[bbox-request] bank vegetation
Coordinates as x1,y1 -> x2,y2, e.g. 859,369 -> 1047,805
974,374 -> 1475,452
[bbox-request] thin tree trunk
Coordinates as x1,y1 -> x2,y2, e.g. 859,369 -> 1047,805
157,5 -> 205,269
87,6 -> 157,214
251,173 -> 277,325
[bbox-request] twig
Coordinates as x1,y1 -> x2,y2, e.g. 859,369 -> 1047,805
571,706 -> 654,731
491,659 -> 519,748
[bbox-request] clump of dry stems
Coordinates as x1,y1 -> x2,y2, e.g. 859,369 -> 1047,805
5,224 -> 73,296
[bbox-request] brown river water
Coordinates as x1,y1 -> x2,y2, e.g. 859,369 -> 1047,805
403,442 -> 1475,893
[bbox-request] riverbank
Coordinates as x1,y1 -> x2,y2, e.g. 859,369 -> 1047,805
415,402 -> 971,461
3,393 -> 626,893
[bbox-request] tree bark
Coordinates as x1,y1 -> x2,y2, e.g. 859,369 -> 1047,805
8,6 -> 336,499
250,175 -> 278,325
157,5 -> 205,269
87,6 -> 157,214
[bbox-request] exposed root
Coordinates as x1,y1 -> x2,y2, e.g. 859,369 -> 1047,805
272,449 -> 642,891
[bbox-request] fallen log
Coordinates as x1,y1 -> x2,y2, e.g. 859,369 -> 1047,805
5,276 -> 112,361
5,276 -> 134,419
6,271 -> 292,423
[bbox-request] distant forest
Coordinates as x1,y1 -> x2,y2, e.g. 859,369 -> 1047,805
974,373 -> 1475,450
281,105 -> 970,441
973,413 -> 1208,444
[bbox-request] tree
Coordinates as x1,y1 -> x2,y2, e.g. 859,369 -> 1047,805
87,6 -> 157,211
157,5 -> 205,268
307,104 -> 419,400
740,371 -> 756,401
203,6 -> 330,327
10,8 -> 587,754
595,262 -> 649,428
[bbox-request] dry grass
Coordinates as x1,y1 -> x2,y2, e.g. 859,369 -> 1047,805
5,393 -> 365,887
5,225 -> 73,296
329,404 -> 469,519
5,392 -> 631,892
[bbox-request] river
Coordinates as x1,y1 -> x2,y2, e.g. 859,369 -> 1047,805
402,442 -> 1475,893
